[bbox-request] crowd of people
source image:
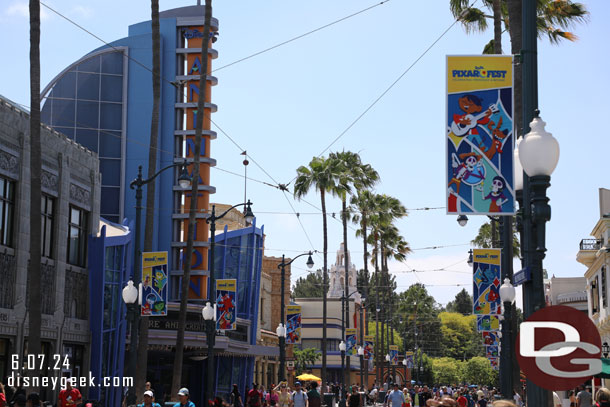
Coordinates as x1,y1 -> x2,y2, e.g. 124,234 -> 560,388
2,379 -> 610,407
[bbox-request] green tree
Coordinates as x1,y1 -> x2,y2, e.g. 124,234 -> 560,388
292,269 -> 324,299
366,321 -> 402,351
294,348 -> 321,376
396,284 -> 442,358
294,156 -> 343,385
431,357 -> 464,386
439,312 -> 484,360
463,357 -> 496,386
471,221 -> 520,257
445,289 -> 473,315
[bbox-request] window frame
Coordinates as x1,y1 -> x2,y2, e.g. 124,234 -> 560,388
67,205 -> 88,267
0,176 -> 15,248
41,194 -> 55,259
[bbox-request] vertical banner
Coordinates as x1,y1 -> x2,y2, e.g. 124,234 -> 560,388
446,55 -> 515,215
477,315 -> 500,331
216,279 -> 236,330
346,328 -> 357,356
286,305 -> 302,344
405,351 -> 414,368
389,345 -> 399,366
489,357 -> 499,370
364,335 -> 374,361
473,248 -> 502,321
485,345 -> 499,358
141,252 -> 168,316
482,331 -> 500,346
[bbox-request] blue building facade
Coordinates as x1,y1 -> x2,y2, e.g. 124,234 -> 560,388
88,219 -> 133,406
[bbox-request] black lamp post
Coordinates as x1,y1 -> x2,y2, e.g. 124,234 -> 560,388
457,215 -> 468,227
340,290 -> 360,403
603,342 -> 609,358
375,306 -> 380,385
123,162 -> 190,406
277,252 -> 314,383
499,278 -> 516,399
358,297 -> 366,388
205,200 -> 255,402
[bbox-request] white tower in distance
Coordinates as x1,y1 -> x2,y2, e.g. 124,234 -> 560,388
328,243 -> 361,304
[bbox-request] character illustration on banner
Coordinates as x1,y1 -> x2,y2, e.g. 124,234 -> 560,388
483,117 -> 509,160
448,152 -> 485,194
450,94 -> 495,141
153,267 -> 167,292
141,292 -> 160,316
364,343 -> 373,359
286,313 -> 301,343
482,331 -> 499,346
217,292 -> 235,330
346,335 -> 357,355
476,176 -> 508,213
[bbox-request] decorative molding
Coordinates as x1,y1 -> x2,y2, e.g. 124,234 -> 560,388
69,183 -> 91,207
0,150 -> 19,177
41,170 -> 59,193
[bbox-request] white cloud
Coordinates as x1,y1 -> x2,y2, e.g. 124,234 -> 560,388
5,1 -> 51,20
70,5 -> 92,19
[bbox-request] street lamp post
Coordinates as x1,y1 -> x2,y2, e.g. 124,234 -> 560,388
384,354 -> 390,384
124,162 -> 190,406
277,252 -> 314,383
375,307 -> 380,385
358,346 -> 365,389
206,200 -> 255,402
358,297 -> 367,388
340,290 -> 360,403
121,280 -> 139,405
457,215 -> 468,227
339,340 -> 347,406
499,278 -> 516,399
402,359 -> 407,387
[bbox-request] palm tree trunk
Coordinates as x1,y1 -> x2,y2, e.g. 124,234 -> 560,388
374,237 -> 380,384
362,215 -> 368,336
135,0 -> 161,398
379,237 -> 385,384
321,188 -> 328,387
493,0 -> 502,53
342,199 -> 350,383
28,0 -> 42,385
172,0 -> 212,397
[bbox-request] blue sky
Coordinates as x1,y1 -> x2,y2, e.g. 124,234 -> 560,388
1,0 -> 608,308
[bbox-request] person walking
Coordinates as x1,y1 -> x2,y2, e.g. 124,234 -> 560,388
58,381 -> 82,407
138,390 -> 161,407
402,388 -> 412,407
248,385 -> 262,407
348,387 -> 360,407
577,385 -> 592,407
386,384 -> 405,407
231,385 -> 244,407
267,386 -> 279,407
306,382 -> 321,407
174,388 -> 195,407
291,382 -> 308,407
0,382 -> 6,407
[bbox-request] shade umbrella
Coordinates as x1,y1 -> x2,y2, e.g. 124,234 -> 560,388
296,373 -> 322,382
595,358 -> 610,378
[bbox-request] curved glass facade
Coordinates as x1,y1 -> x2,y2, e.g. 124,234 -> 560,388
41,49 -> 126,222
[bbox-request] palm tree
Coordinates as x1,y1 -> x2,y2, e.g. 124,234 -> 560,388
329,151 -> 379,383
136,0 -> 161,397
172,0 -> 213,397
449,0 -> 588,131
28,0 -> 42,383
294,156 -> 342,387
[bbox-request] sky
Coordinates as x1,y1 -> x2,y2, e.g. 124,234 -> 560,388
1,0 -> 608,310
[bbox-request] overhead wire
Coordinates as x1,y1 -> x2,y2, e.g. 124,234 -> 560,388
212,0 -> 391,72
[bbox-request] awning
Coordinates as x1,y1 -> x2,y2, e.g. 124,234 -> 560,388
595,358 -> 610,378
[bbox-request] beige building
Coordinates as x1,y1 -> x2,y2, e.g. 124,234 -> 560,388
577,188 -> 610,386
544,276 -> 587,313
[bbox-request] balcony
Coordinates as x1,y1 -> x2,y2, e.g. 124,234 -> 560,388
577,239 -> 602,267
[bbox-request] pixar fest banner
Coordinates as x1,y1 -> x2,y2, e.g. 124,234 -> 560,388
389,345 -> 399,366
364,335 -> 374,360
286,305 -> 302,344
141,252 -> 168,316
473,248 -> 502,320
216,279 -> 236,330
346,328 -> 357,356
446,55 -> 515,216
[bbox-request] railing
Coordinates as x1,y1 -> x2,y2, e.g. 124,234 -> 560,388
580,239 -> 602,251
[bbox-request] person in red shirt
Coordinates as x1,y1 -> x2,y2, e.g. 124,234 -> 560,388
456,391 -> 468,407
247,384 -> 261,407
58,381 -> 82,407
0,382 -> 6,407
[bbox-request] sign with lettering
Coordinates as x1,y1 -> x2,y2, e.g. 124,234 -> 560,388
473,248 -> 502,323
216,279 -> 236,330
389,345 -> 399,366
446,55 -> 515,216
141,251 -> 168,316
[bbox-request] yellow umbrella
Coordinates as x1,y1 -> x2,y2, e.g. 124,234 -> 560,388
296,373 -> 322,382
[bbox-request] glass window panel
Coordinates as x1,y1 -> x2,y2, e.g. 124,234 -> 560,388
100,75 -> 123,102
47,198 -> 53,213
111,284 -> 119,328
76,72 -> 100,101
100,160 -> 121,187
103,285 -> 112,329
50,71 -> 77,99
101,52 -> 124,75
75,128 -> 99,153
99,131 -> 121,158
76,101 -> 99,129
105,247 -> 114,271
41,103 -> 51,125
78,55 -> 101,73
115,246 -> 123,271
101,187 -> 120,215
50,99 -> 75,127
100,103 -> 122,130
71,208 -> 80,224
